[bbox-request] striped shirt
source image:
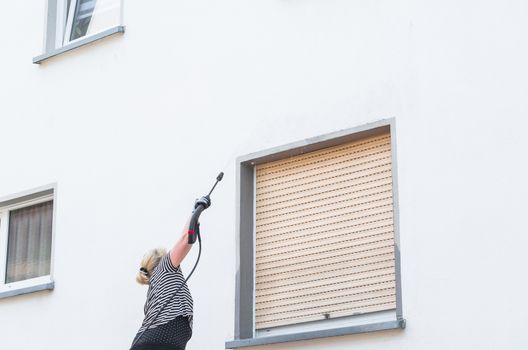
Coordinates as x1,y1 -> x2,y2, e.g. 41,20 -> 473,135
137,253 -> 193,334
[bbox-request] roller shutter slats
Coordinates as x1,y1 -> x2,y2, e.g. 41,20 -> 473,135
257,255 -> 395,287
257,299 -> 397,329
256,287 -> 396,313
256,295 -> 396,325
256,244 -> 396,276
256,219 -> 394,248
256,158 -> 392,196
256,192 -> 393,225
256,232 -> 395,265
257,136 -> 391,174
256,239 -> 395,271
257,228 -> 395,260
256,143 -> 392,185
255,133 -> 396,329
256,182 -> 393,217
257,173 -> 393,208
257,274 -> 396,300
256,208 -> 394,239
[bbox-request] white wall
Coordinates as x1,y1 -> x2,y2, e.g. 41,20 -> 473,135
0,0 -> 527,349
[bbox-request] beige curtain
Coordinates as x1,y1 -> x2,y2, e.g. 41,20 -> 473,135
6,201 -> 53,283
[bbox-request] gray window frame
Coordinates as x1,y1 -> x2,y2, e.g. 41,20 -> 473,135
33,0 -> 125,64
226,119 -> 405,349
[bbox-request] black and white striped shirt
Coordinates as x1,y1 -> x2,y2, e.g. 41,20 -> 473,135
137,253 -> 193,333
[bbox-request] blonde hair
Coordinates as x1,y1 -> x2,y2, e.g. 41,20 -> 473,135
136,248 -> 167,285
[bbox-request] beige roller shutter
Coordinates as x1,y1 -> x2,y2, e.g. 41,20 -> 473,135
255,132 -> 396,330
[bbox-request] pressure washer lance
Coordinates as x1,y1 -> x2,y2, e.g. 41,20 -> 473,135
188,172 -> 223,244
130,172 -> 224,349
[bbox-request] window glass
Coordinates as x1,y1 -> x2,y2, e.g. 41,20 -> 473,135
5,201 -> 53,284
69,0 -> 121,41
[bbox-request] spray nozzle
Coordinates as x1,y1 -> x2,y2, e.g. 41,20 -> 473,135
188,172 -> 224,244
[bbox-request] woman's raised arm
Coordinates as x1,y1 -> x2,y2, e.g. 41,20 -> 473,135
169,215 -> 194,268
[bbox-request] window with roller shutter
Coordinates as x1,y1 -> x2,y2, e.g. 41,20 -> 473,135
227,119 -> 405,349
255,132 -> 396,329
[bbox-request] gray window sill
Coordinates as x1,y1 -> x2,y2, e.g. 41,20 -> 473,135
225,319 -> 406,349
33,25 -> 125,64
0,281 -> 55,299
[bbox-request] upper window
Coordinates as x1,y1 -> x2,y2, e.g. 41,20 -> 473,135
226,120 -> 405,348
34,0 -> 123,63
63,0 -> 121,44
0,188 -> 55,298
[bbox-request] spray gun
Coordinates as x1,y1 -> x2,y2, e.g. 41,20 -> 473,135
188,172 -> 224,244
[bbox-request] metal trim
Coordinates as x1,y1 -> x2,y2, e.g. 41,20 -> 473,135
0,282 -> 55,299
232,118 -> 405,346
0,185 -> 55,208
237,119 -> 392,166
234,161 -> 242,338
225,319 -> 405,348
389,119 -> 405,320
33,25 -> 125,64
251,166 -> 257,337
235,162 -> 255,339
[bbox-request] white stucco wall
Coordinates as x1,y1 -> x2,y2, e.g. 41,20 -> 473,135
1,0 -> 527,349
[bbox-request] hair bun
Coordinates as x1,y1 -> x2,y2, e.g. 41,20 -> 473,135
136,248 -> 167,285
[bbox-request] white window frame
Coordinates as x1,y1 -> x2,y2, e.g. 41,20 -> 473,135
54,0 -> 67,49
0,186 -> 56,299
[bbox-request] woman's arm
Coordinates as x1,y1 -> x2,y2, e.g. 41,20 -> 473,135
169,215 -> 194,268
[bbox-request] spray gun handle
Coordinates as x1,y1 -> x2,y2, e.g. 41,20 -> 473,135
188,196 -> 211,244
188,206 -> 203,244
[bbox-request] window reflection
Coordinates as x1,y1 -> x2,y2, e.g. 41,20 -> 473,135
70,0 -> 96,41
68,0 -> 120,42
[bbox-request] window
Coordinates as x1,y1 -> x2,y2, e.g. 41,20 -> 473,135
64,0 -> 121,44
33,0 -> 124,64
0,187 -> 56,299
226,120 -> 405,348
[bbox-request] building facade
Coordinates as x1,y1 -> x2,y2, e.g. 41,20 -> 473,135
1,1 -> 527,349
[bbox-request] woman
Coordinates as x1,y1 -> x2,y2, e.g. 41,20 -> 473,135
131,217 -> 195,350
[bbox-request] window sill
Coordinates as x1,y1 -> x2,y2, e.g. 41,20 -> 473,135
32,25 -> 125,64
225,319 -> 406,349
0,279 -> 55,299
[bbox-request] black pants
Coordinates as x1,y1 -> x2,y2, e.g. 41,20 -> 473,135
131,316 -> 192,350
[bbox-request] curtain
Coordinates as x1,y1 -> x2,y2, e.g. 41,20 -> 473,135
5,201 -> 53,284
